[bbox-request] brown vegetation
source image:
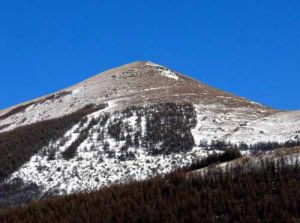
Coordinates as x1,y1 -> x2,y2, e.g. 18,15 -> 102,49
0,103 -> 35,121
1,159 -> 299,223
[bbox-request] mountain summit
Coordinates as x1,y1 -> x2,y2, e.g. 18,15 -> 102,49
0,61 -> 272,132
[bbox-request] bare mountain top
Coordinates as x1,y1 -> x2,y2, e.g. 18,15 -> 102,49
67,61 -> 271,109
0,61 -> 274,132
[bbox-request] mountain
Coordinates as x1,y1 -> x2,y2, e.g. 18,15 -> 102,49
0,61 -> 299,208
0,61 -> 271,132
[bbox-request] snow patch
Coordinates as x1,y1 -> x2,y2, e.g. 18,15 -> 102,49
160,69 -> 179,80
146,62 -> 179,80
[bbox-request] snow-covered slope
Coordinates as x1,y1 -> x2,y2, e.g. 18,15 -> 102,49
225,110 -> 300,144
191,105 -> 300,146
0,61 -> 299,205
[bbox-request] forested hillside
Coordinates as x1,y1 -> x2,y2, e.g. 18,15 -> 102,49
1,157 -> 299,223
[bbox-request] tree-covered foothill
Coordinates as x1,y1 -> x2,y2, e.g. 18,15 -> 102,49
0,158 -> 299,223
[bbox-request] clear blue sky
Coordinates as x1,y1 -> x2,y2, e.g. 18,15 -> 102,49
0,0 -> 299,110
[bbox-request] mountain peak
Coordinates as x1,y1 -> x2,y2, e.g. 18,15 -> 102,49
0,62 -> 274,132
84,61 -> 179,81
116,60 -> 162,67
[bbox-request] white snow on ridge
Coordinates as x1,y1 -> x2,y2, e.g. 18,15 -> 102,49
191,104 -> 264,145
191,104 -> 300,146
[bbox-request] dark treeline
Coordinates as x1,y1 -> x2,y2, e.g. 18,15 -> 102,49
0,104 -> 105,182
249,140 -> 300,153
185,148 -> 242,172
144,103 -> 196,155
1,159 -> 299,223
0,178 -> 41,211
200,139 -> 300,154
